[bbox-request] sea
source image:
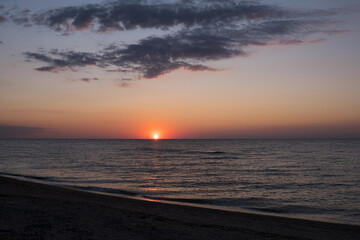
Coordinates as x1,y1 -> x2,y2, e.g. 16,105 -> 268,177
1,139 -> 359,225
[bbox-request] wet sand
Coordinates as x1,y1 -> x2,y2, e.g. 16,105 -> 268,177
1,175 -> 359,240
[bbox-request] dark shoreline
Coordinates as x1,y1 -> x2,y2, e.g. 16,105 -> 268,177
1,175 -> 359,240
1,172 -> 354,226
1,171 -> 357,226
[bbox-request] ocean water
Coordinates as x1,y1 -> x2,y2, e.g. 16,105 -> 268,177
1,139 -> 359,225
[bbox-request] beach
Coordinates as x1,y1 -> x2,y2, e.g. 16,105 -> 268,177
0,175 -> 359,240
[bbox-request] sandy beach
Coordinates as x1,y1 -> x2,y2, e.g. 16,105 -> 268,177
0,175 -> 359,240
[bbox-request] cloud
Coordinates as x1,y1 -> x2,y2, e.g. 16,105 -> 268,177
0,124 -> 47,138
24,50 -> 101,72
0,15 -> 6,23
187,123 -> 360,139
74,77 -> 99,82
28,0 -> 291,33
21,9 -> 31,14
22,0 -> 344,80
24,19 -> 335,79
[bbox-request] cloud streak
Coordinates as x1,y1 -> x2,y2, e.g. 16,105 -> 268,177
22,0 -> 344,80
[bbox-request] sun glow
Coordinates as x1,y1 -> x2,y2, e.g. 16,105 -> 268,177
153,134 -> 159,140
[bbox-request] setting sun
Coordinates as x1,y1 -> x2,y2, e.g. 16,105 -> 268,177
153,134 -> 159,140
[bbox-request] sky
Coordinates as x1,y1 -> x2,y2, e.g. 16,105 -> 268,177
0,0 -> 359,139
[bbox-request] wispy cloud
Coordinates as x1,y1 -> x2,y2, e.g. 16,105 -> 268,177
21,0 -> 345,80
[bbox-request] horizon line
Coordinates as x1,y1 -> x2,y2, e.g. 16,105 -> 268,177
1,137 -> 360,140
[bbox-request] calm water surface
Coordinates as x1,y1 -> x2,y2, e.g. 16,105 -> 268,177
1,139 -> 359,225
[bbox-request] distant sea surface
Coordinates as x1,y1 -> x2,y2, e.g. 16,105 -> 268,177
1,139 -> 359,225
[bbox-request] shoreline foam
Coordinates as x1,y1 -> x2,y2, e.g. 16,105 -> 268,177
1,175 -> 359,239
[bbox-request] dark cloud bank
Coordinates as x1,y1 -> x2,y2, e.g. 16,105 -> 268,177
21,0 -> 343,80
0,124 -> 46,138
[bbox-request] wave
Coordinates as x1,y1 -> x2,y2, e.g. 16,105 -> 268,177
247,205 -> 344,215
201,151 -> 226,154
201,156 -> 240,160
134,147 -> 186,154
143,196 -> 213,204
134,147 -> 230,155
70,186 -> 138,196
0,172 -> 59,182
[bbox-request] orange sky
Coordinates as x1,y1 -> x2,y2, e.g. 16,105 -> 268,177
0,0 -> 360,139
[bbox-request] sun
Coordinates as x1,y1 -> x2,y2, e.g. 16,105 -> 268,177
153,134 -> 159,140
